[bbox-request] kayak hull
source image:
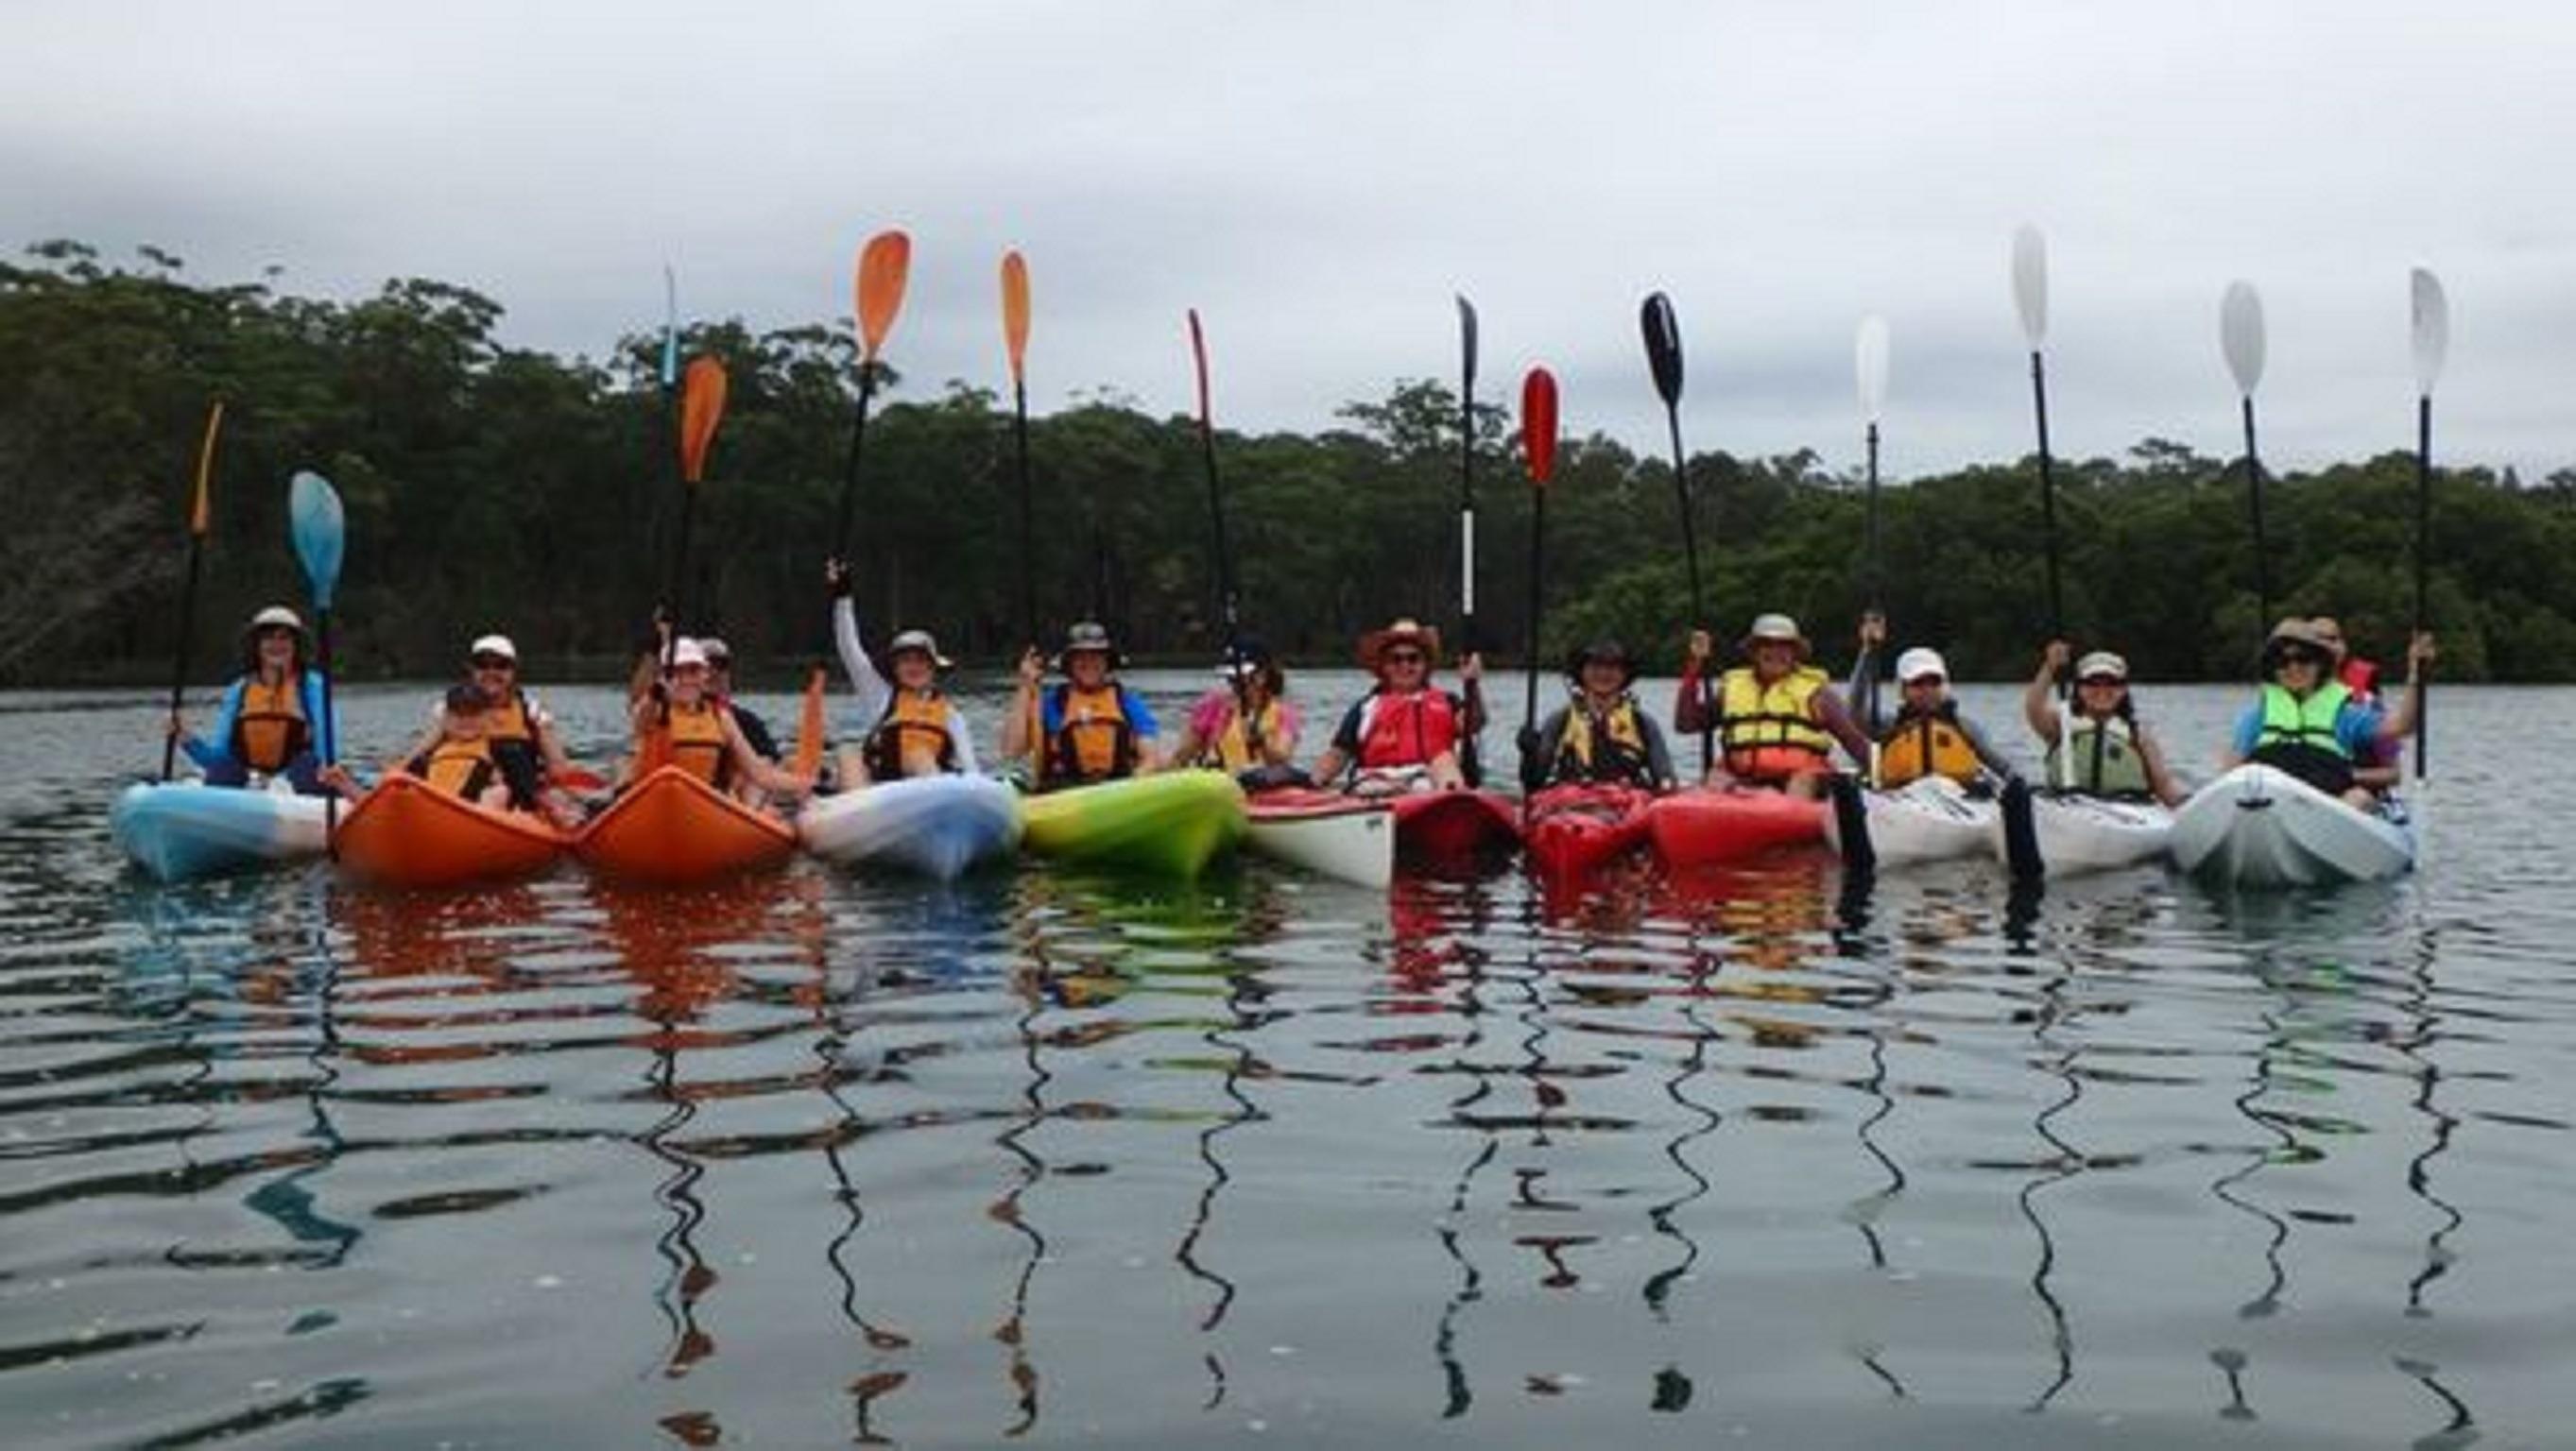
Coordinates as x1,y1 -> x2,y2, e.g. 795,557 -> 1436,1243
1999,792 -> 2173,877
1020,772 -> 1247,878
1525,784 -> 1653,881
111,779 -> 330,883
335,776 -> 570,888
1245,788 -> 1396,888
575,766 -> 798,884
2169,764 -> 2413,888
1830,777 -> 1998,865
798,774 -> 1022,880
1645,786 -> 1829,870
1389,790 -> 1521,867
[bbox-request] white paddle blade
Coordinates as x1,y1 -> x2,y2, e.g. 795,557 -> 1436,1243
2410,267 -> 2449,397
1855,315 -> 1890,422
2012,225 -> 2049,349
2221,281 -> 2266,396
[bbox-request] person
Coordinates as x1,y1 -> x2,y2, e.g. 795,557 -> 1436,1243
828,558 -> 980,786
1001,622 -> 1161,789
2224,618 -> 2430,809
420,634 -> 587,827
1519,639 -> 1677,792
698,636 -> 779,761
170,605 -> 342,795
626,638 -> 812,809
2019,641 -> 2185,806
1863,640 -> 2018,791
2310,616 -> 2382,705
1162,636 -> 1303,788
391,683 -> 515,811
1309,618 -> 1482,793
1674,612 -> 1872,797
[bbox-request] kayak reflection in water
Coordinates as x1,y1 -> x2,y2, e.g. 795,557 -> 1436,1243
622,638 -> 812,815
2223,617 -> 2430,811
1000,621 -> 1162,792
168,605 -> 343,796
1307,617 -> 1482,795
1674,612 -> 1872,798
2020,641 -> 2186,806
826,557 -> 981,789
1162,636 -> 1306,791
1517,638 -> 1676,793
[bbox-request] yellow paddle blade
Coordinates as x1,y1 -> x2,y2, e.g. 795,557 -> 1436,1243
1001,249 -> 1031,384
856,230 -> 913,363
188,400 -> 224,537
793,666 -> 827,778
678,356 -> 728,484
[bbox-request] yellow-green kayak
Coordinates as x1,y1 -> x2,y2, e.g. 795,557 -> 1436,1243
1019,771 -> 1246,878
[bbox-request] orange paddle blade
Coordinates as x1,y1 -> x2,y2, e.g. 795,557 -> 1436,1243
678,356 -> 729,484
1001,250 -> 1031,383
187,400 -> 224,537
1187,309 -> 1213,432
856,230 -> 912,363
793,667 -> 827,778
1521,367 -> 1558,486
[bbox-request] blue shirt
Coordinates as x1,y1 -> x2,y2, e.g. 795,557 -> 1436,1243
1039,684 -> 1158,739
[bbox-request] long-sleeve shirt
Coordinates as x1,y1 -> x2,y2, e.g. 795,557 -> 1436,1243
833,597 -> 981,774
1522,699 -> 1677,790
184,669 -> 338,770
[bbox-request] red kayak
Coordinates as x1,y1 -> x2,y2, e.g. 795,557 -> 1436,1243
1524,784 -> 1655,882
335,774 -> 571,888
1645,786 -> 1829,870
575,765 -> 797,884
1388,790 -> 1521,867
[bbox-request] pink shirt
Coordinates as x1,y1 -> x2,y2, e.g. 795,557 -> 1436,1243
1190,689 -> 1299,746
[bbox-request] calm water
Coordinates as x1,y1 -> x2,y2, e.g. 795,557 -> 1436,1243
4,674 -> 2569,1448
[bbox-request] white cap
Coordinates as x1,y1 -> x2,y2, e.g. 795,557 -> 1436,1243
669,638 -> 710,670
249,606 -> 305,634
1896,646 -> 1949,683
696,636 -> 731,663
469,633 -> 517,661
2073,650 -> 2129,681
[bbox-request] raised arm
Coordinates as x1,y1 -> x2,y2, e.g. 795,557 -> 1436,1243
2023,640 -> 2069,744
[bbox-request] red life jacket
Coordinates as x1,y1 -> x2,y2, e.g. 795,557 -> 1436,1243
1357,689 -> 1459,770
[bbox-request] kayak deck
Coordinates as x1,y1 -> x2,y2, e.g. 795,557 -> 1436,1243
799,774 -> 1022,880
1020,771 -> 1247,878
335,775 -> 570,888
575,766 -> 798,884
111,779 -> 331,883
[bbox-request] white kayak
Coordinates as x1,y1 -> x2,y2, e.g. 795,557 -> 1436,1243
111,778 -> 332,883
1997,792 -> 2174,877
798,774 -> 1022,881
1829,776 -> 1998,866
1245,788 -> 1396,889
2168,763 -> 2413,888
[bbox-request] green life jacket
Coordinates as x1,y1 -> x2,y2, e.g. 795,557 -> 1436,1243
2045,715 -> 2151,796
2256,682 -> 2351,760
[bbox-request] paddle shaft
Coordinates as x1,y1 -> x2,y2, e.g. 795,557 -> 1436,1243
2242,395 -> 2271,629
1458,388 -> 1477,654
1522,486 -> 1547,736
160,537 -> 204,780
1662,403 -> 1713,774
833,370 -> 878,565
1015,379 -> 1037,646
1862,420 -> 1882,731
317,605 -> 339,854
2027,350 -> 2067,696
2414,393 -> 2432,778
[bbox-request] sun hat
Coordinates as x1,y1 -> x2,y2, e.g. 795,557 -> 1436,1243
248,606 -> 306,637
2073,650 -> 2129,682
2261,617 -> 2336,670
1895,646 -> 1949,683
887,628 -> 953,670
1739,613 -> 1810,655
1358,618 -> 1442,670
1054,621 -> 1125,669
468,633 -> 517,663
669,638 -> 710,670
696,636 -> 732,664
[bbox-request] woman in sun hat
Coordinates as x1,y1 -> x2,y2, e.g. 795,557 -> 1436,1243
1163,635 -> 1302,787
1674,611 -> 1872,796
1001,619 -> 1162,788
2018,640 -> 2185,806
2223,617 -> 2430,809
828,557 -> 982,786
170,604 -> 342,794
1519,638 -> 1675,791
1307,617 -> 1483,793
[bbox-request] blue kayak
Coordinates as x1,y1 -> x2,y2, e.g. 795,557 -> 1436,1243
111,779 -> 333,883
796,774 -> 1022,881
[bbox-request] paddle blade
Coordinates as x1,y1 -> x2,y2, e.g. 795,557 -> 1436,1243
793,666 -> 827,778
2411,266 -> 2449,397
287,470 -> 345,610
678,356 -> 728,484
1187,308 -> 1213,429
856,230 -> 912,363
2012,225 -> 2049,349
1520,367 -> 1558,487
1640,292 -> 1684,406
660,264 -> 679,391
1455,294 -> 1479,396
2221,281 -> 2266,396
188,401 -> 224,537
1855,316 -> 1890,423
1001,249 -> 1031,384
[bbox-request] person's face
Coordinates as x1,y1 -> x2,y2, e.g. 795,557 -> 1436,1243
2271,646 -> 2326,691
2075,674 -> 2126,714
471,651 -> 516,700
256,626 -> 297,668
1067,650 -> 1111,689
445,708 -> 489,742
1379,645 -> 1428,688
670,662 -> 709,703
704,656 -> 732,690
1751,639 -> 1797,677
1902,673 -> 1946,704
1580,659 -> 1625,697
2310,619 -> 2347,661
892,650 -> 936,690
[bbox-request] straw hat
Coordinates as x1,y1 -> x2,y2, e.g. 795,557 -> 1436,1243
1357,618 -> 1442,670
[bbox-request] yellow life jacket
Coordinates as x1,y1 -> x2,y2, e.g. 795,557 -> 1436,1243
480,691 -> 548,808
1203,695 -> 1285,772
1552,694 -> 1653,785
662,699 -> 731,787
233,675 -> 309,774
1877,704 -> 1980,788
1716,666 -> 1831,780
1044,683 -> 1137,785
410,736 -> 498,801
864,690 -> 961,778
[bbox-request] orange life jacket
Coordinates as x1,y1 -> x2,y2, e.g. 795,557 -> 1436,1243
1877,703 -> 1980,788
864,690 -> 961,778
661,699 -> 731,787
232,675 -> 309,774
409,736 -> 498,801
1044,683 -> 1138,785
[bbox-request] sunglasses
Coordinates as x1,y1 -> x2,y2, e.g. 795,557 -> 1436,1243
1903,674 -> 1946,687
2275,649 -> 2324,667
1382,650 -> 1427,665
471,654 -> 515,670
256,626 -> 298,640
2078,674 -> 2125,688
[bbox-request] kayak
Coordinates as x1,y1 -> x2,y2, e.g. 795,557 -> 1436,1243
1829,776 -> 1998,867
1645,786 -> 1829,870
1020,771 -> 1247,878
1996,791 -> 2173,877
334,775 -> 571,888
575,765 -> 798,884
1524,784 -> 1654,881
111,778 -> 330,883
798,774 -> 1022,880
1389,790 -> 1521,868
2168,763 -> 2413,888
1245,787 -> 1395,888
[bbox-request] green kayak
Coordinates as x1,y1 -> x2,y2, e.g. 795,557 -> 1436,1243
1019,771 -> 1247,878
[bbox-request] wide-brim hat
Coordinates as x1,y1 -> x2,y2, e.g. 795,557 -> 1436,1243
2260,617 -> 2336,670
1358,618 -> 1442,670
887,628 -> 954,671
1053,621 -> 1125,670
1563,638 -> 1638,686
245,605 -> 307,642
1739,612 -> 1810,656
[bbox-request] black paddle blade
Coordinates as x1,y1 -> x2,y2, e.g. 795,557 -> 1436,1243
1640,292 -> 1684,407
1455,295 -> 1479,394
1829,772 -> 1876,879
2001,777 -> 2045,881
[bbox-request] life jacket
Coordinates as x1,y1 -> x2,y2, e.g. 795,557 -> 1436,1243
1356,688 -> 1459,771
2045,713 -> 2151,796
232,674 -> 310,774
481,690 -> 547,809
1877,702 -> 1981,788
2339,657 -> 2381,706
2249,681 -> 2356,794
1551,694 -> 1654,786
1200,694 -> 1285,773
408,736 -> 498,802
1044,683 -> 1138,785
662,698 -> 732,787
1717,665 -> 1832,781
864,690 -> 961,779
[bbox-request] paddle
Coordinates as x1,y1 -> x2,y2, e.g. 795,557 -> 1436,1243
834,230 -> 913,565
2222,281 -> 2272,629
1640,292 -> 1712,774
660,356 -> 729,686
160,401 -> 224,780
288,469 -> 345,845
1455,295 -> 1481,653
2409,267 -> 2448,782
1854,316 -> 1889,734
793,666 -> 828,780
1004,250 -> 1037,648
2013,226 -> 2068,694
1518,367 -> 1558,798
660,265 -> 680,395
1188,308 -> 1250,744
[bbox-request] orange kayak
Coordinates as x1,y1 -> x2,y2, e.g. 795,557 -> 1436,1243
335,775 -> 571,888
575,765 -> 796,884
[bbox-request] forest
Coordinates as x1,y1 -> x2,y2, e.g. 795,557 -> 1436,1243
7,240 -> 2573,688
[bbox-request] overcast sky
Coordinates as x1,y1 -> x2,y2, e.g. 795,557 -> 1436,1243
9,1 -> 2569,479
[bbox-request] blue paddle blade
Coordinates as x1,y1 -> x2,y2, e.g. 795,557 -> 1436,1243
660,264 -> 679,390
288,470 -> 345,610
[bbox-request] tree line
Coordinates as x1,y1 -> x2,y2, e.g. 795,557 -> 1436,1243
7,240 -> 2573,688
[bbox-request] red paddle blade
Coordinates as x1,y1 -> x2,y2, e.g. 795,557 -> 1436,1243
856,230 -> 912,363
1001,250 -> 1031,384
1187,308 -> 1213,432
678,357 -> 728,484
1521,367 -> 1558,486
793,667 -> 827,778
188,400 -> 224,537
